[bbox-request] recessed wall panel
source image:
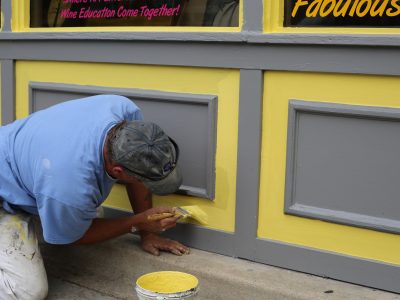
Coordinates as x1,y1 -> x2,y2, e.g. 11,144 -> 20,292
285,100 -> 400,233
29,82 -> 217,199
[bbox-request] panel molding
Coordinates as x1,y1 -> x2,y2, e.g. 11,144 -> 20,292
29,82 -> 217,199
285,100 -> 400,234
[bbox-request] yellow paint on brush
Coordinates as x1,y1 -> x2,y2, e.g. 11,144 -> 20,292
136,271 -> 198,294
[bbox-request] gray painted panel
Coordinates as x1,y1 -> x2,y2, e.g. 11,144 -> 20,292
29,82 -> 217,199
285,100 -> 400,234
0,41 -> 400,76
1,60 -> 15,125
234,70 -> 262,260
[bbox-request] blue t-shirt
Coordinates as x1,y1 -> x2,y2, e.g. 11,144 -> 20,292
0,95 -> 143,244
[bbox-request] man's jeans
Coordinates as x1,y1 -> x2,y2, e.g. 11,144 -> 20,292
0,204 -> 48,300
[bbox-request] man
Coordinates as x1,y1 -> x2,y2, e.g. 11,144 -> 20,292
0,94 -> 188,300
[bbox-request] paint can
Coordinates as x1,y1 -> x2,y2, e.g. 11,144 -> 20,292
135,271 -> 199,300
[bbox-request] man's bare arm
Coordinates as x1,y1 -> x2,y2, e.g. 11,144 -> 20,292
125,180 -> 189,256
73,206 -> 176,245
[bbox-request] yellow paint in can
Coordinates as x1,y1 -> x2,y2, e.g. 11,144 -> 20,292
136,271 -> 198,294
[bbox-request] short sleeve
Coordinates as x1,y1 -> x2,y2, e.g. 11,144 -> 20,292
36,194 -> 97,244
123,99 -> 144,121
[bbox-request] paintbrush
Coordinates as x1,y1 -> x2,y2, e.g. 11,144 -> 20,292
147,206 -> 208,225
147,212 -> 175,221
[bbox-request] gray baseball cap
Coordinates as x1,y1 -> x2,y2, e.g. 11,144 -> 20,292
110,121 -> 182,195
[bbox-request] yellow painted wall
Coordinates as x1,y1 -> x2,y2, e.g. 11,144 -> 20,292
12,0 -> 243,32
259,71 -> 400,265
1,8 -> 4,30
264,0 -> 400,34
15,61 -> 240,232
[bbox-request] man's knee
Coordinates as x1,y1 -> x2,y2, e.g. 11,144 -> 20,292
0,210 -> 48,300
21,276 -> 48,300
0,267 -> 48,300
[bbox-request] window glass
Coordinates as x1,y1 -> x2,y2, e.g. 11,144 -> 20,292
30,0 -> 239,27
286,0 -> 400,27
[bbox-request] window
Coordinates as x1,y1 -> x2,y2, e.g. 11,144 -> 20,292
30,0 -> 239,27
286,0 -> 400,27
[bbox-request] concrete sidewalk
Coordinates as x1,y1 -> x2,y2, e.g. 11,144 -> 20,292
41,235 -> 399,300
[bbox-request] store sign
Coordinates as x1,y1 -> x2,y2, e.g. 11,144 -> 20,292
286,0 -> 400,27
30,0 -> 240,27
59,0 -> 182,21
31,0 -> 185,27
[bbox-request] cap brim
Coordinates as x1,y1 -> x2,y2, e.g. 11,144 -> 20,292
141,165 -> 183,196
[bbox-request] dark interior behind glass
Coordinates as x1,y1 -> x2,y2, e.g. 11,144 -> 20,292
30,0 -> 239,27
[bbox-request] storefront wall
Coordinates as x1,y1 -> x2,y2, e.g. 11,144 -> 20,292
1,0 -> 400,293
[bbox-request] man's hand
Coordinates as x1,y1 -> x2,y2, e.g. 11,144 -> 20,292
141,232 -> 190,256
136,207 -> 180,233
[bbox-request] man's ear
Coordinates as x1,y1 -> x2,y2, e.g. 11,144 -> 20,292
111,165 -> 124,177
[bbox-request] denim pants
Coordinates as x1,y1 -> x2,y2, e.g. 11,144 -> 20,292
0,203 -> 48,300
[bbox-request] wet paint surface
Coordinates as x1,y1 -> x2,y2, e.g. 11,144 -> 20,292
136,271 -> 198,294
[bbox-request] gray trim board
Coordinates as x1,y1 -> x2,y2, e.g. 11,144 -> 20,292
1,41 -> 400,76
1,59 -> 15,125
0,1 -> 11,32
103,206 -> 400,294
254,238 -> 400,294
103,206 -> 235,256
29,82 -> 217,199
2,32 -> 400,47
285,100 -> 400,234
233,69 -> 262,260
243,0 -> 263,32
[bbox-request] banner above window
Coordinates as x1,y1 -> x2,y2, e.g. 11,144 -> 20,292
286,0 -> 400,27
30,0 -> 239,27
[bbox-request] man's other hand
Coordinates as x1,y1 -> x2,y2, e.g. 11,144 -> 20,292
140,232 -> 190,256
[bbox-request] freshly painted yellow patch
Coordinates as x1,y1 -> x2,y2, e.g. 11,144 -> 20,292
259,71 -> 400,265
136,271 -> 198,294
264,0 -> 400,34
177,205 -> 208,225
15,61 -> 239,232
